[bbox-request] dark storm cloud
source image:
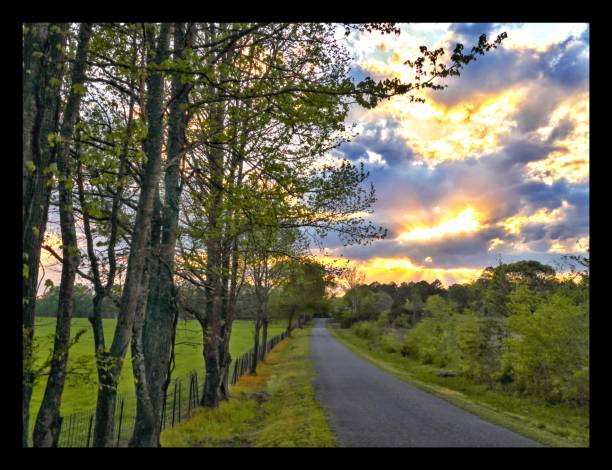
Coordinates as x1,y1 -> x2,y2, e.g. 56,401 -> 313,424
541,34 -> 590,89
449,23 -> 501,39
514,181 -> 568,210
516,180 -> 589,225
565,183 -> 589,211
496,139 -> 560,168
519,224 -> 547,242
547,117 -> 575,143
512,85 -> 569,133
335,119 -> 415,167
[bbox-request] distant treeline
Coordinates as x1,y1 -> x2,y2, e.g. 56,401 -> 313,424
39,272 -> 327,323
330,258 -> 589,405
36,284 -> 118,318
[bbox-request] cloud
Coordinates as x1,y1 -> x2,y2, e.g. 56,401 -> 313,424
334,118 -> 415,167
318,23 -> 589,283
432,26 -> 589,108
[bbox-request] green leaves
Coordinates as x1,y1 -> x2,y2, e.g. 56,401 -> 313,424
67,244 -> 80,257
43,162 -> 58,176
503,291 -> 589,403
64,175 -> 74,191
47,133 -> 59,148
85,202 -> 105,219
71,82 -> 87,95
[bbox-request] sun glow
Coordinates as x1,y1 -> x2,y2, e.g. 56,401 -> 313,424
312,254 -> 481,287
499,200 -> 570,235
40,232 -> 63,267
360,257 -> 481,286
526,93 -> 589,185
399,206 -> 483,242
362,88 -> 523,166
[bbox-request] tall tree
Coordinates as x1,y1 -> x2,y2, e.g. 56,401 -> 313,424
130,22 -> 195,448
22,22 -> 69,447
92,23 -> 171,447
32,22 -> 93,447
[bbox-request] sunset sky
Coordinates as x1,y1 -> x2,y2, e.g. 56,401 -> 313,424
39,23 -> 589,292
317,22 -> 589,286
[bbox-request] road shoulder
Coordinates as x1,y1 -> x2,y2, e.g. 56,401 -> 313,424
160,326 -> 335,447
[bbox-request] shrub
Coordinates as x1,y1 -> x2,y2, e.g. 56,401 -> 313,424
402,316 -> 455,367
454,309 -> 484,378
379,334 -> 401,353
338,310 -> 354,328
453,309 -> 501,383
377,309 -> 391,327
502,290 -> 589,404
400,296 -> 462,368
393,314 -> 411,329
351,321 -> 379,340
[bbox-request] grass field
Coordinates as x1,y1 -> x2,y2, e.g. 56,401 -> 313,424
29,317 -> 286,420
330,325 -> 589,447
160,326 -> 335,447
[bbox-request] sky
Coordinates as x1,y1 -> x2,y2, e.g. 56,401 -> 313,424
38,23 -> 590,294
316,22 -> 589,286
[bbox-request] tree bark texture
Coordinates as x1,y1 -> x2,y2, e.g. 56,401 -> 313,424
93,23 -> 171,447
32,22 -> 93,448
22,23 -> 67,447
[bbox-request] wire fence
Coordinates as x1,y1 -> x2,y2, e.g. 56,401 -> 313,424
55,329 -> 290,447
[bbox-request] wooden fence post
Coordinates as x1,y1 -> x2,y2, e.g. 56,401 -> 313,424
194,373 -> 199,406
172,381 -> 178,427
178,380 -> 182,423
160,389 -> 167,430
116,398 -> 124,447
188,376 -> 193,416
68,414 -> 74,447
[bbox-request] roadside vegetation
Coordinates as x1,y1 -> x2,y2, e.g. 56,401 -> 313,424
328,257 -> 589,447
160,326 -> 335,447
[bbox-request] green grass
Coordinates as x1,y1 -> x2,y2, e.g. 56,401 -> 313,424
329,325 -> 589,448
29,318 -> 286,419
160,326 -> 336,447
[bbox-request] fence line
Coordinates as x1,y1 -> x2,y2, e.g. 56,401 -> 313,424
54,328 -> 292,447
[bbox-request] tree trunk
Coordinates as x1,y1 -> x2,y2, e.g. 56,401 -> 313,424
217,229 -> 241,400
32,23 -> 92,447
133,23 -> 194,447
22,23 -> 66,447
262,318 -> 269,358
23,23 -> 47,217
128,257 -> 157,447
251,317 -> 261,374
93,23 -> 171,447
201,61 -> 226,407
287,307 -> 296,336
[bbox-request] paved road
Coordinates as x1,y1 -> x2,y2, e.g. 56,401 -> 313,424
310,318 -> 541,447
